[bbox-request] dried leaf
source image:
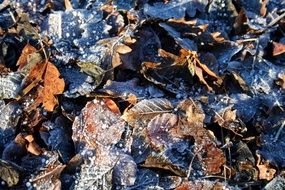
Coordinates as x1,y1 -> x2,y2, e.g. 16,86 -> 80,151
256,154 -> 276,181
142,153 -> 187,177
0,159 -> 21,187
272,42 -> 285,56
146,113 -> 178,150
276,72 -> 285,89
122,98 -> 173,126
35,62 -> 65,112
213,107 -> 245,136
195,66 -> 213,91
116,44 -> 132,54
72,99 -> 125,151
17,44 -> 43,75
77,62 -> 106,87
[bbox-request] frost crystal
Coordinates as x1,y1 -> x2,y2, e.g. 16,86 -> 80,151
0,72 -> 23,99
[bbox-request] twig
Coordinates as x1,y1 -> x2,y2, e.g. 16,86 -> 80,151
267,11 -> 285,28
274,120 -> 285,143
187,146 -> 202,178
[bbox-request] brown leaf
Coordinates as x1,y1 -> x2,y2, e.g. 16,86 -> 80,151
213,107 -> 245,136
276,72 -> 285,89
103,98 -> 121,114
25,135 -> 42,156
176,180 -> 226,190
116,44 -> 132,54
272,41 -> 285,56
256,154 -> 276,181
36,62 -> 65,112
142,154 -> 187,176
146,113 -> 178,150
64,0 -> 73,10
195,66 -> 213,92
17,44 -> 37,69
260,0 -> 268,17
122,98 -> 173,127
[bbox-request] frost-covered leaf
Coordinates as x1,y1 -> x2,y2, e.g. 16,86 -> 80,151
146,113 -> 178,151
102,78 -> 164,103
72,99 -> 125,151
0,72 -> 23,99
30,159 -> 65,190
0,101 -> 21,146
126,169 -> 159,190
264,176 -> 285,190
122,98 -> 173,127
176,180 -> 237,190
61,66 -> 96,98
144,0 -> 207,19
41,116 -> 74,163
113,154 -> 137,187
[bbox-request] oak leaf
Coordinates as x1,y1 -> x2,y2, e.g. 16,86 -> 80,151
35,62 -> 65,112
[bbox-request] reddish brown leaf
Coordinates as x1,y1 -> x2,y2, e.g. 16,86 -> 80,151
35,62 -> 65,112
103,98 -> 121,114
272,41 -> 285,56
72,99 -> 125,150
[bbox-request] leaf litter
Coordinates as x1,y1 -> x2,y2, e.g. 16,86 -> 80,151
1,0 -> 285,189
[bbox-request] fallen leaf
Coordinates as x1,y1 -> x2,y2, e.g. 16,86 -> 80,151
115,44 -> 132,54
146,113 -> 178,150
276,72 -> 285,89
122,98 -> 173,126
35,62 -> 65,112
72,99 -> 125,151
272,42 -> 285,56
256,153 -> 276,181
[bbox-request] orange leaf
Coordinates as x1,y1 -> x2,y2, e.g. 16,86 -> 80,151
17,44 -> 37,69
36,62 -> 65,112
103,98 -> 121,114
272,41 -> 285,56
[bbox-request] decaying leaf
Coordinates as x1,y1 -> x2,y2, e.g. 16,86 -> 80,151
29,153 -> 65,190
213,106 -> 246,136
77,62 -> 106,87
176,180 -> 228,190
276,72 -> 285,89
142,153 -> 187,177
0,159 -> 22,187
